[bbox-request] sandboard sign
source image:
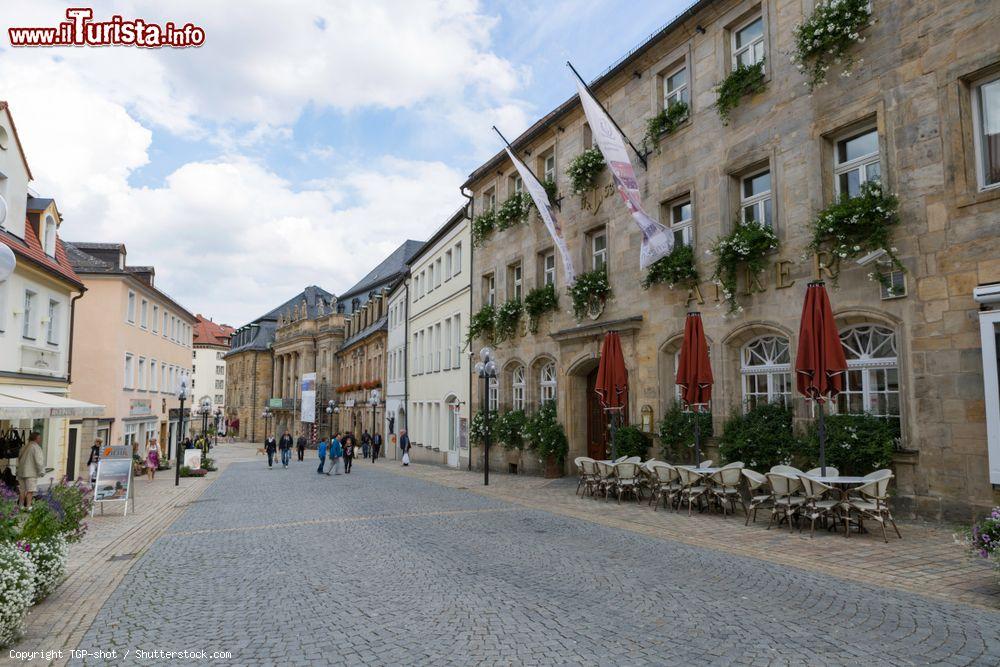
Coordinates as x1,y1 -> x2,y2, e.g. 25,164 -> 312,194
92,452 -> 135,517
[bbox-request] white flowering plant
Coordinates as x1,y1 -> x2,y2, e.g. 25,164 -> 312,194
642,243 -> 699,290
808,181 -> 904,293
708,220 -> 778,313
643,101 -> 689,153
24,536 -> 68,603
802,412 -> 896,474
567,268 -> 611,320
715,60 -> 766,124
565,147 -> 606,195
493,299 -> 523,343
472,210 -> 497,247
0,542 -> 36,648
467,304 -> 496,345
791,0 -> 873,90
496,192 -> 533,229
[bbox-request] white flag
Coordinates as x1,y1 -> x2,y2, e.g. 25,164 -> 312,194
505,146 -> 577,285
575,80 -> 673,269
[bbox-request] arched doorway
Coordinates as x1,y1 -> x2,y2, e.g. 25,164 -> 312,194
586,367 -> 609,459
444,394 -> 459,468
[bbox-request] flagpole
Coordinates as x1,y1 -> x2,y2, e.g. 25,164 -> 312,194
566,61 -> 647,168
492,126 -> 514,150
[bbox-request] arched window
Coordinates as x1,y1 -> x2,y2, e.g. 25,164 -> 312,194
488,377 -> 498,412
511,366 -> 525,411
539,362 -> 556,405
741,335 -> 791,410
837,325 -> 900,433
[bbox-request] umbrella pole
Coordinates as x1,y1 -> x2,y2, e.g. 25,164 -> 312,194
609,410 -> 618,460
693,408 -> 701,466
818,401 -> 826,476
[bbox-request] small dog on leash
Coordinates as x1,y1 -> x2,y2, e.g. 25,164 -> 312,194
256,447 -> 267,456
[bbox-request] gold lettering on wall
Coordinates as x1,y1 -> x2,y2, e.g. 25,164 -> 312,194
813,251 -> 840,280
581,182 -> 615,214
775,260 -> 795,289
685,284 -> 705,306
743,266 -> 767,296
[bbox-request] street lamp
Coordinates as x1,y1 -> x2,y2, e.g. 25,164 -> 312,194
474,347 -> 498,486
198,398 -> 212,455
368,389 -> 380,453
325,399 -> 340,438
174,377 -> 188,487
261,408 -> 273,441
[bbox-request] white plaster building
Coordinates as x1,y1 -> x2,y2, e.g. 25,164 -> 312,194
406,209 -> 470,468
385,279 -> 407,460
192,315 -> 233,419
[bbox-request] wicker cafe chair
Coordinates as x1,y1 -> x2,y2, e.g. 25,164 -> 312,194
699,459 -> 714,469
805,467 -> 840,478
741,469 -> 771,526
650,463 -> 681,511
844,469 -> 901,543
798,475 -> 841,538
675,466 -> 709,516
766,473 -> 805,532
576,457 -> 600,497
574,457 -> 589,496
614,456 -> 628,463
613,462 -> 642,504
594,460 -> 616,501
637,460 -> 660,498
708,462 -> 745,517
770,465 -> 804,475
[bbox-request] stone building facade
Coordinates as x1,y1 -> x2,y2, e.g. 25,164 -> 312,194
464,0 -> 1000,519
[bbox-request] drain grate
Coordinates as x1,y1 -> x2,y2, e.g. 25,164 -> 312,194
108,552 -> 138,562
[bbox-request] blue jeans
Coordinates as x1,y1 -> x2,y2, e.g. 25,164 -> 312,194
280,449 -> 291,466
317,456 -> 326,473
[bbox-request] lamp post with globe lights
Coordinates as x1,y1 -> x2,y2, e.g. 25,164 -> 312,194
174,377 -> 188,487
368,389 -> 381,447
198,398 -> 212,455
261,408 -> 273,441
325,399 -> 340,438
474,347 -> 498,486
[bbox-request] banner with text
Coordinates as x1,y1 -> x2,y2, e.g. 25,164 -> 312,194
300,372 -> 316,423
505,147 -> 576,285
575,80 -> 673,269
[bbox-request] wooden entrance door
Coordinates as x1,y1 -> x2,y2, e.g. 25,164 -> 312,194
586,368 -> 608,459
65,426 -> 78,481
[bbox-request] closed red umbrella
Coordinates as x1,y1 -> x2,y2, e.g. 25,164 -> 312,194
595,331 -> 628,458
676,312 -> 713,464
795,281 -> 848,475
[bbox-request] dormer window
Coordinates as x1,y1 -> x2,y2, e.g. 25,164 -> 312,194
43,215 -> 56,257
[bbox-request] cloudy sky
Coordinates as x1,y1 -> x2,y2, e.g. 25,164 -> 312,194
0,0 -> 688,325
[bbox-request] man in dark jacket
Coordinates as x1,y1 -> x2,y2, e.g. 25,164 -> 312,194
343,432 -> 355,473
371,432 -> 383,462
360,429 -> 371,459
296,433 -> 307,461
264,435 -> 277,468
278,431 -> 293,468
399,429 -> 411,466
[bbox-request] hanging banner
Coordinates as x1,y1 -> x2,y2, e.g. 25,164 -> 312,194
504,147 -> 577,285
574,80 -> 673,269
300,372 -> 316,423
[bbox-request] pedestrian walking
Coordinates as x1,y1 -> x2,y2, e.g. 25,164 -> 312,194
371,431 -> 382,462
316,437 -> 328,474
264,434 -> 277,468
343,434 -> 355,474
361,429 -> 371,459
16,432 -> 45,508
399,429 -> 411,467
87,438 -> 102,483
296,432 -> 307,461
279,431 -> 293,468
326,433 -> 343,475
145,439 -> 160,481
229,417 -> 239,443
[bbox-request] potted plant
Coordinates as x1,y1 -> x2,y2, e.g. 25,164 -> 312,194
642,243 -> 699,290
565,147 -> 606,196
467,304 -> 496,344
791,0 -> 873,90
493,299 -> 523,343
714,60 -> 767,124
524,283 -> 558,333
643,100 -> 689,152
708,220 -> 777,313
524,401 -> 568,478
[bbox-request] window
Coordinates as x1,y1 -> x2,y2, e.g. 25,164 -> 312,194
123,423 -> 137,449
590,229 -> 608,270
435,259 -> 443,288
434,322 -> 442,371
215,394 -> 224,404
216,365 -> 224,375
972,75 -> 1000,190
741,170 -> 773,228
512,175 -> 523,194
488,376 -> 499,412
483,188 -> 497,213
666,199 -> 693,246
161,365 -> 167,393
453,243 -> 462,277
540,363 -> 557,404
453,314 -> 461,368
412,333 -> 420,374
138,357 -> 146,390
835,128 -> 880,198
444,319 -> 452,368
152,305 -> 159,332
43,216 -> 56,257
162,312 -> 168,336
140,299 -> 148,328
508,261 -> 523,301
483,273 -> 496,307
542,251 -> 556,287
127,291 -> 136,323
215,379 -> 224,390
150,361 -> 158,392
663,65 -> 688,110
22,290 -> 35,339
543,152 -> 556,183
837,325 -> 900,436
732,15 -> 765,69
46,300 -> 59,345
124,353 -> 134,389
741,336 -> 791,410
444,250 -> 452,278
512,366 -> 525,411
879,266 -> 907,300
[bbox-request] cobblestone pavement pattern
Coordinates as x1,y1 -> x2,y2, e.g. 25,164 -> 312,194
69,459 -> 1000,666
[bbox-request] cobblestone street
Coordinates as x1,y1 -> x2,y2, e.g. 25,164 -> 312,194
54,452 -> 1000,666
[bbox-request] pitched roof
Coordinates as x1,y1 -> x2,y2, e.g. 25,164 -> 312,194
339,315 -> 387,350
406,208 -> 466,266
193,315 -> 235,347
259,285 -> 336,322
0,222 -> 83,290
0,101 -> 33,180
227,285 -> 336,355
338,240 -> 424,312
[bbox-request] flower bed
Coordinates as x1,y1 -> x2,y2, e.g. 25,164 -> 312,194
0,542 -> 35,647
25,536 -> 68,603
792,0 -> 873,90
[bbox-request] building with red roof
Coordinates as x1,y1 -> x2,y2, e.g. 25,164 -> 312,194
192,315 -> 234,417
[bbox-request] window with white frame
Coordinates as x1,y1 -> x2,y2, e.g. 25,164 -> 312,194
972,74 -> 1000,190
22,290 -> 35,339
444,319 -> 452,368
835,128 -> 881,198
590,228 -> 608,270
543,152 -> 556,183
513,175 -> 523,194
741,335 -> 791,410
508,261 -> 523,301
740,170 -> 773,228
444,250 -> 452,278
123,423 -> 137,449
138,357 -> 146,390
140,299 -> 148,328
483,188 -> 497,213
152,305 -> 159,332
162,312 -> 168,336
435,322 -> 442,371
663,64 -> 688,110
435,258 -> 443,288
836,325 -> 900,435
43,215 -> 56,257
453,243 -> 462,276
453,313 -> 461,368
412,333 -> 420,373
542,251 -> 556,287
150,360 -> 157,392
732,15 -> 765,69
666,199 -> 693,246
488,376 -> 499,412
540,362 -> 557,405
512,365 -> 525,411
127,291 -> 136,323
46,300 -> 59,345
161,365 -> 167,393
483,273 -> 496,307
124,353 -> 134,389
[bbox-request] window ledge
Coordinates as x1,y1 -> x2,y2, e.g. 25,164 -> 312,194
956,184 -> 1000,209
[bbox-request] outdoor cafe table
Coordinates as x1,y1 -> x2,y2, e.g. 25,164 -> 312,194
677,465 -> 720,475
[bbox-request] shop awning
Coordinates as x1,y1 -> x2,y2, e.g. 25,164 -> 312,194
0,388 -> 104,419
